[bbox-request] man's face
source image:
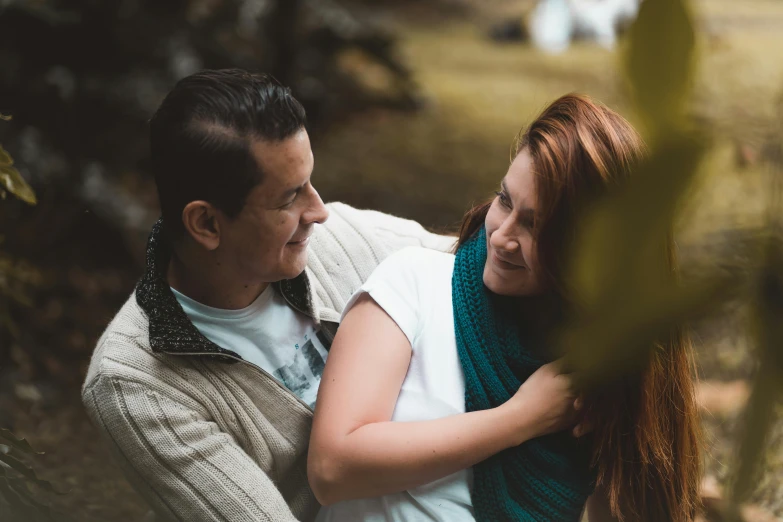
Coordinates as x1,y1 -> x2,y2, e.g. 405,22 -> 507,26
215,129 -> 329,284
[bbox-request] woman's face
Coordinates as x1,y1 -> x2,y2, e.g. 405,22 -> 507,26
483,149 -> 546,297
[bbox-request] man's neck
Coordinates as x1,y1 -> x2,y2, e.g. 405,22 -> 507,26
167,247 -> 269,310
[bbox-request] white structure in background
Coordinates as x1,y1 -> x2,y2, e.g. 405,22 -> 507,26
528,0 -> 642,53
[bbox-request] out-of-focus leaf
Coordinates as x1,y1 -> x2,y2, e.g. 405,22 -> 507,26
565,272 -> 739,389
0,452 -> 38,481
0,475 -> 52,522
1,308 -> 21,339
729,364 -> 778,507
570,133 -> 706,307
0,448 -> 60,522
2,284 -> 34,307
560,129 -> 720,386
625,0 -> 695,135
8,477 -> 56,520
0,160 -> 37,205
1,473 -> 30,510
0,429 -> 43,455
0,453 -> 61,494
0,144 -> 13,167
729,238 -> 783,506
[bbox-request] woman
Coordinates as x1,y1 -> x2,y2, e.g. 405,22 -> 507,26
308,94 -> 701,522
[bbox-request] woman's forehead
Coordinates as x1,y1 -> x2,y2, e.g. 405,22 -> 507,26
505,151 -> 537,209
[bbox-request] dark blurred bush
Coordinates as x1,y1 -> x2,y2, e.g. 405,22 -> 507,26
0,0 -> 423,377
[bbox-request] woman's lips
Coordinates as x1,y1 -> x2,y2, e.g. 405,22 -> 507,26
491,249 -> 524,270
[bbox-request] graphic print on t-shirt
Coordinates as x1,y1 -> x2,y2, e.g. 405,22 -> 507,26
274,333 -> 327,408
172,285 -> 329,409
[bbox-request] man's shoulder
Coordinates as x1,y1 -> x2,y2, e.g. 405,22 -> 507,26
82,292 -> 155,391
317,202 -> 456,257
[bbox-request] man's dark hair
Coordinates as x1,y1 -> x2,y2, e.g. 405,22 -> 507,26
149,69 -> 307,239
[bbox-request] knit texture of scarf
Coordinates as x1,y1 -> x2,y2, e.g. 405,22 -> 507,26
452,227 -> 594,521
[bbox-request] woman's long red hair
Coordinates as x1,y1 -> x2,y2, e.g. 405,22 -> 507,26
458,94 -> 701,522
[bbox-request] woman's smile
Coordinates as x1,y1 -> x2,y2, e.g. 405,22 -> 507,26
490,248 -> 525,271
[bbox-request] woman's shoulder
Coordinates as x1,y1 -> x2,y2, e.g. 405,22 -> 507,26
352,247 -> 453,346
363,246 -> 454,295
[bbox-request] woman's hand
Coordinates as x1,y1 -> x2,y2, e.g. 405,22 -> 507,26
309,295 -> 578,505
503,359 -> 581,444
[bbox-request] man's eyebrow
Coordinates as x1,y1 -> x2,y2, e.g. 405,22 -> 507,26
279,178 -> 310,200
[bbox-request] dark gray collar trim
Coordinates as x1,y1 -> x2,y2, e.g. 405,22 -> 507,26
135,219 -> 315,362
136,219 -> 239,361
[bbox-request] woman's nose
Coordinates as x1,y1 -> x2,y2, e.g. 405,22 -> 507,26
489,224 -> 519,253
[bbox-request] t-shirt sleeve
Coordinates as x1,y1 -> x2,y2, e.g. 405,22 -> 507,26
340,247 -> 430,347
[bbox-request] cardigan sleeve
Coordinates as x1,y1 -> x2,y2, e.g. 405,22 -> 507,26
326,202 -> 457,255
82,374 -> 305,522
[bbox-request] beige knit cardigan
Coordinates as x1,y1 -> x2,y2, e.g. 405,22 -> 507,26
82,203 -> 455,522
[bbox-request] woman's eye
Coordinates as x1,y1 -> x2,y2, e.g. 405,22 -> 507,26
494,190 -> 511,209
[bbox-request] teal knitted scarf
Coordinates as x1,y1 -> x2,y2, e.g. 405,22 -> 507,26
453,227 -> 594,521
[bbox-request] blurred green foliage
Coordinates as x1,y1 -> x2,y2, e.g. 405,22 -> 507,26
0,114 -> 40,340
566,0 -> 718,389
0,117 -> 59,520
0,115 -> 36,205
562,0 -> 783,518
0,428 -> 66,521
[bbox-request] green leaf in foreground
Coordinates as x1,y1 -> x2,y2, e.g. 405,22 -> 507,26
625,0 -> 696,135
729,238 -> 783,509
560,132 -> 722,386
0,452 -> 62,494
0,153 -> 37,205
0,428 -> 44,455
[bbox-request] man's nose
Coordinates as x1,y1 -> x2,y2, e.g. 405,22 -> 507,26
302,185 -> 329,225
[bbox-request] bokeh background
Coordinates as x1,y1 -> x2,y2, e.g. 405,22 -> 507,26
1,0 -> 782,520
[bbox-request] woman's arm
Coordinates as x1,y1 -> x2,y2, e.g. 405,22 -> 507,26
308,294 -> 578,506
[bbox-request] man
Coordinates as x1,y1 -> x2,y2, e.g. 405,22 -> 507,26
82,69 -> 454,522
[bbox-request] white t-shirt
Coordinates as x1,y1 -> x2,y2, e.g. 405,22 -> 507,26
172,285 -> 328,409
317,247 -> 474,522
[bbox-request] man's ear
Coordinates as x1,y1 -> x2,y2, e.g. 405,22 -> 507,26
181,201 -> 221,251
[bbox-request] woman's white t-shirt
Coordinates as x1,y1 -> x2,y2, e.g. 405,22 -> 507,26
316,246 -> 475,522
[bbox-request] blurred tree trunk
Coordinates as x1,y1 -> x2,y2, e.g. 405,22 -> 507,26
267,0 -> 303,86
